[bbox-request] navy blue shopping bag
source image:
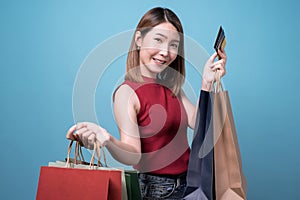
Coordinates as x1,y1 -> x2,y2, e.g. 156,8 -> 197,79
183,91 -> 215,200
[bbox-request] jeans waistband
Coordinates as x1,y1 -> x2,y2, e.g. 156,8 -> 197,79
139,172 -> 187,186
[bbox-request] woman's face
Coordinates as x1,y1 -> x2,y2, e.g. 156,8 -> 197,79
136,22 -> 180,78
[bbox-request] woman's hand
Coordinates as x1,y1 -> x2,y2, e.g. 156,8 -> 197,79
202,49 -> 227,91
66,122 -> 111,150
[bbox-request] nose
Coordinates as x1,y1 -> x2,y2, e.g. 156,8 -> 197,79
159,46 -> 169,57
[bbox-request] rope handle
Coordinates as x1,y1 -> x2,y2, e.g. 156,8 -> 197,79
93,141 -> 108,167
65,140 -> 73,167
214,70 -> 224,93
65,140 -> 108,169
75,141 -> 85,164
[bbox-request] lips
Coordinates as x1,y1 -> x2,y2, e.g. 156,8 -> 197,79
152,58 -> 167,65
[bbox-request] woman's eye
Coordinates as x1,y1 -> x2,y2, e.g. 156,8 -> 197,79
154,38 -> 162,43
170,43 -> 178,49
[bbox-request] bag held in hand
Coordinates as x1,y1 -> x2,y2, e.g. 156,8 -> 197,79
213,74 -> 247,200
184,90 -> 215,200
36,141 -> 122,200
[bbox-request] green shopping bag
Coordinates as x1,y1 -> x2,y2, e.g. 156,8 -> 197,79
125,170 -> 142,200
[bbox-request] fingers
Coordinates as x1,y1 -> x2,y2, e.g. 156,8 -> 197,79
76,127 -> 88,135
66,122 -> 110,149
87,134 -> 96,149
95,129 -> 110,147
208,51 -> 226,66
211,50 -> 227,77
209,52 -> 219,62
218,49 -> 227,60
75,122 -> 102,148
66,123 -> 90,143
211,60 -> 225,70
75,125 -> 93,147
217,68 -> 226,78
66,124 -> 77,140
211,64 -> 226,77
76,122 -> 89,130
80,131 -> 95,150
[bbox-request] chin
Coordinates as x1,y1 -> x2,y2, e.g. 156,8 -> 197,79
150,67 -> 166,75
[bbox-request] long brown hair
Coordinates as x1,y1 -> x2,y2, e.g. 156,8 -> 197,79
125,7 -> 185,96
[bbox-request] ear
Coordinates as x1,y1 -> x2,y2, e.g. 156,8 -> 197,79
135,31 -> 142,47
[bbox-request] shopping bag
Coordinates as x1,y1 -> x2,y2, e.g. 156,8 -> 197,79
36,141 -> 123,200
184,90 -> 215,200
213,76 -> 247,200
125,170 -> 142,200
48,161 -> 128,200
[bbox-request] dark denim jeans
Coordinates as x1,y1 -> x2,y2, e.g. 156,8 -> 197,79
138,173 -> 186,199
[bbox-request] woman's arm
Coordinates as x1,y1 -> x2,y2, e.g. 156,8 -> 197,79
181,91 -> 197,130
66,84 -> 142,166
110,84 -> 142,165
181,50 -> 227,130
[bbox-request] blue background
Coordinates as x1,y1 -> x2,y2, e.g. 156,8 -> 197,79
1,0 -> 299,199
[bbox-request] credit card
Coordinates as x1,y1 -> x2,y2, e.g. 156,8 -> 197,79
214,26 -> 226,51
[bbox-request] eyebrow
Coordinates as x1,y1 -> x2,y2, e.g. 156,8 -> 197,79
155,33 -> 180,43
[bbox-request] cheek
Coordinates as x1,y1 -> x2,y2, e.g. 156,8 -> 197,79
169,52 -> 178,63
140,48 -> 159,58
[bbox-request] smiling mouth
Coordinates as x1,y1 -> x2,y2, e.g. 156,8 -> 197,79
153,58 -> 167,65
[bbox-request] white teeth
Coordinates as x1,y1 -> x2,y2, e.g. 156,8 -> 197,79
153,58 -> 166,64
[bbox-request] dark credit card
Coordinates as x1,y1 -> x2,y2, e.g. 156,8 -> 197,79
214,26 -> 226,51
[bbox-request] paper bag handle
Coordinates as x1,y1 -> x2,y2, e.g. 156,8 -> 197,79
65,140 -> 108,168
97,141 -> 108,167
90,141 -> 108,168
65,140 -> 85,165
214,71 -> 224,93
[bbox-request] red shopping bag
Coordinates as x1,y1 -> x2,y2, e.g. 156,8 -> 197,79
36,141 -> 122,200
37,166 -> 110,200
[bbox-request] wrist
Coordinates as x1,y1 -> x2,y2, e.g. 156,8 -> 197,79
95,129 -> 112,147
201,79 -> 213,92
104,130 -> 112,146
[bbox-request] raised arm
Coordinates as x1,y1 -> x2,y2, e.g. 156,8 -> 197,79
181,49 -> 227,130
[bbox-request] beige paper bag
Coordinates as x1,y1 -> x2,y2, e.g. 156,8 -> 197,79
213,78 -> 247,200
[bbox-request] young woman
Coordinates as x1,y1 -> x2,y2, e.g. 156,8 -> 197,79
67,7 -> 226,199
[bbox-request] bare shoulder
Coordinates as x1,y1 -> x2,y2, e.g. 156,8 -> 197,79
113,84 -> 140,113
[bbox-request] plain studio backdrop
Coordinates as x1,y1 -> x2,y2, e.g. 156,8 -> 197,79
0,0 -> 299,199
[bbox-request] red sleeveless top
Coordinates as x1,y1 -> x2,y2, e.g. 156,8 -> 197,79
122,76 -> 190,175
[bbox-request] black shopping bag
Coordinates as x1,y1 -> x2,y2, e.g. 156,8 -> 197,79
184,90 -> 215,200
